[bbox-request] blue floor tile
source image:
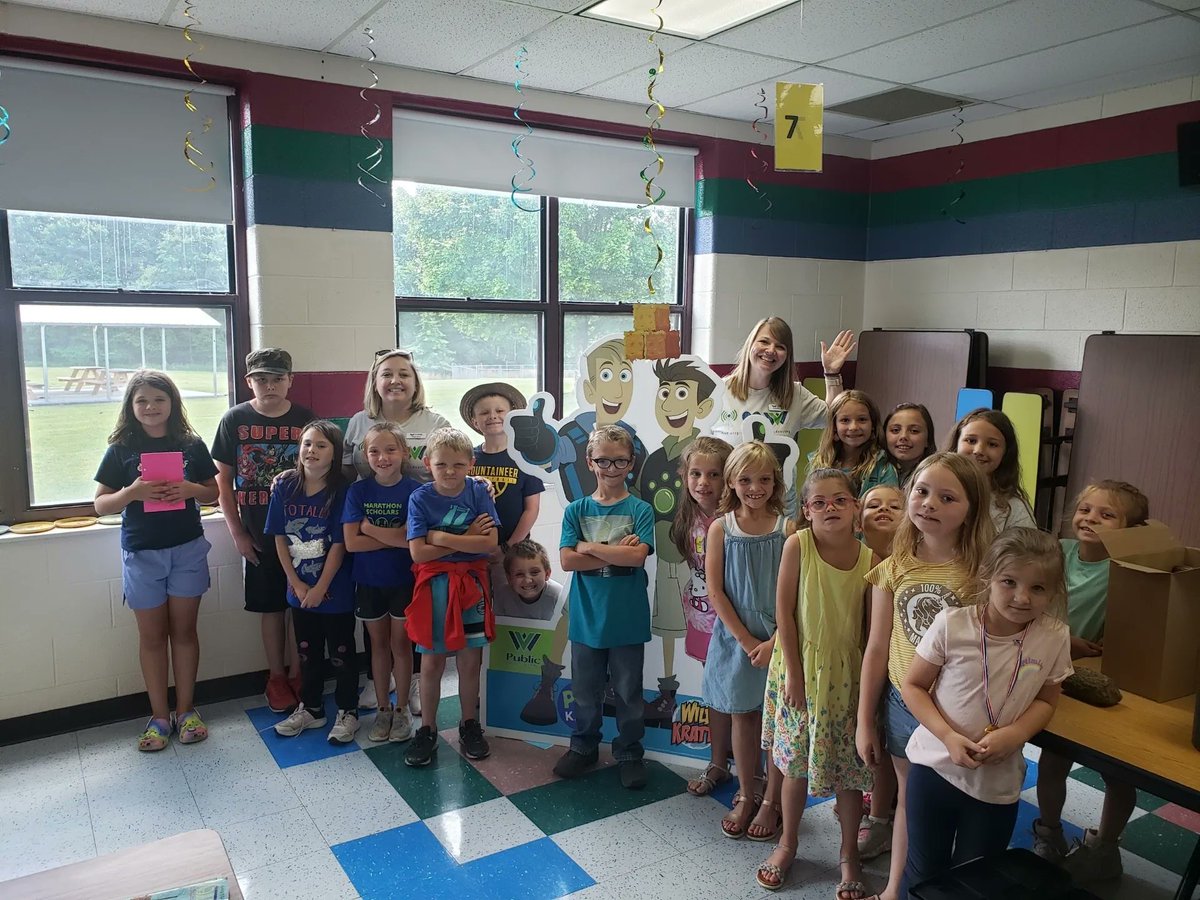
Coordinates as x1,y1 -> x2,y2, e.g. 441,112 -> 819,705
245,695 -> 363,769
1009,798 -> 1084,852
462,837 -> 594,900
334,821 -> 472,899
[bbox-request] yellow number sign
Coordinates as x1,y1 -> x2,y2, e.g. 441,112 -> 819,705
775,82 -> 823,173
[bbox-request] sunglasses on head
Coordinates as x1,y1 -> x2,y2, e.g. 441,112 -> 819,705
375,348 -> 415,361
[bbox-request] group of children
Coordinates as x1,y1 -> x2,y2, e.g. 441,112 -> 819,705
95,328 -> 1150,897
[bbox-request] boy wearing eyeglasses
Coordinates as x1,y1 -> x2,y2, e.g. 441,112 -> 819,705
554,424 -> 656,790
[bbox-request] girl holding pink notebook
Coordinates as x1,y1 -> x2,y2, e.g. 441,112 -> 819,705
94,370 -> 219,752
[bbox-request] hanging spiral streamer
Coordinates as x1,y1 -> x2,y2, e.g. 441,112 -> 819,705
746,88 -> 773,214
181,2 -> 215,192
510,47 -> 538,213
0,70 -> 10,147
940,103 -> 967,225
638,0 -> 667,297
357,26 -> 387,206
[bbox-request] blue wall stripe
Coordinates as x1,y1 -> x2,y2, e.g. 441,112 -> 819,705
245,173 -> 392,232
695,213 -> 867,260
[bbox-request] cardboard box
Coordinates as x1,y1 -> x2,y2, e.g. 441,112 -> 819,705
644,330 -> 667,360
632,305 -> 657,331
1100,521 -> 1200,702
664,329 -> 681,358
623,330 -> 646,360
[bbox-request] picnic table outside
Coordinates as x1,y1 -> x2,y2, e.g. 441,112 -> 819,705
57,366 -> 137,394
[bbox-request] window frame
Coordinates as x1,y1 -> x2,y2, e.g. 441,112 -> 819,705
393,194 -> 694,412
0,94 -> 249,523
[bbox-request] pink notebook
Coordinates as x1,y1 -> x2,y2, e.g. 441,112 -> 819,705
141,451 -> 186,513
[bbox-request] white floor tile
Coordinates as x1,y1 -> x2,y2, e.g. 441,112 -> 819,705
218,808 -> 330,875
601,854 -> 738,900
306,783 -> 419,846
0,821 -> 97,882
76,718 -> 180,776
91,803 -> 205,856
425,796 -> 543,864
236,847 -> 358,900
553,811 -> 679,882
0,734 -> 82,793
284,752 -> 388,806
630,792 -> 729,852
83,759 -> 191,810
191,769 -> 302,830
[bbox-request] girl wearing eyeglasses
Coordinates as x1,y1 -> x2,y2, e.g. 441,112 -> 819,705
756,468 -> 877,893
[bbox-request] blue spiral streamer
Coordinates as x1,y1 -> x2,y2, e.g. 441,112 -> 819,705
357,26 -> 387,206
511,47 -> 538,213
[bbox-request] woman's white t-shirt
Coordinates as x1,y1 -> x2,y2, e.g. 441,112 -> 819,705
710,380 -> 828,445
343,408 -> 450,482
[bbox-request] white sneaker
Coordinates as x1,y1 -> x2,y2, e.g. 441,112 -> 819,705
275,706 -> 325,737
390,706 -> 414,743
359,674 -> 396,710
408,678 -> 421,716
368,707 -> 394,743
1032,818 -> 1069,863
328,710 -> 360,745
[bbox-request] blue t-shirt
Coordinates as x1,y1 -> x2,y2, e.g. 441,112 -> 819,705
472,446 -> 545,546
265,482 -> 354,614
561,493 -> 655,649
94,436 -> 218,552
342,476 -> 419,588
407,479 -> 500,563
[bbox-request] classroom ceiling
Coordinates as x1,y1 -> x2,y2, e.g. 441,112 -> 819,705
11,0 -> 1200,138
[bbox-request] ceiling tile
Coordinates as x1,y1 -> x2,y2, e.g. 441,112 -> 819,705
583,44 -> 796,107
681,65 -> 898,122
9,0 -> 170,23
1142,0 -> 1200,9
460,15 -> 690,92
917,16 -> 1200,102
826,0 -> 1165,85
506,0 -> 585,10
999,57 -> 1200,109
328,0 -> 561,74
708,0 -> 1008,64
822,111 -> 887,135
845,101 -> 1015,140
164,0 -> 381,51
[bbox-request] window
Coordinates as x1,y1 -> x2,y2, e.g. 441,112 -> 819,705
394,187 -> 692,418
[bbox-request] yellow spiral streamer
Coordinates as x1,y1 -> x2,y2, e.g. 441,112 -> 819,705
638,0 -> 666,298
182,2 -> 215,192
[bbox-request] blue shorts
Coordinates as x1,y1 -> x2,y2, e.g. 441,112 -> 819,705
884,681 -> 919,760
122,535 -> 211,610
417,571 -> 490,655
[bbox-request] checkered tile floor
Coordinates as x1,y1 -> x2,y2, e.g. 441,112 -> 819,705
0,682 -> 1195,899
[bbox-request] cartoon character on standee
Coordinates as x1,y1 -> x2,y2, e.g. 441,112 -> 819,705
507,338 -> 646,505
639,358 -> 719,726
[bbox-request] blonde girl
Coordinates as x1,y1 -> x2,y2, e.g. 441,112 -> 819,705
668,436 -> 735,797
809,390 -> 898,495
756,469 -> 877,895
701,442 -> 795,841
95,371 -> 219,752
901,529 -> 1071,896
947,408 -> 1035,533
1033,480 -> 1149,885
342,423 -> 423,744
883,403 -> 935,484
855,452 -> 995,900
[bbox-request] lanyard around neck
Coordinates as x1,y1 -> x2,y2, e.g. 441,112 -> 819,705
979,607 -> 1030,733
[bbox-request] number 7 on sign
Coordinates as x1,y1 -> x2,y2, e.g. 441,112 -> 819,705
775,82 -> 824,173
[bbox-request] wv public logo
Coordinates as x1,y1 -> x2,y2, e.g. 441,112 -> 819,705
505,629 -> 541,666
438,505 -> 473,532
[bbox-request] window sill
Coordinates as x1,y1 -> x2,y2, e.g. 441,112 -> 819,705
0,511 -> 227,546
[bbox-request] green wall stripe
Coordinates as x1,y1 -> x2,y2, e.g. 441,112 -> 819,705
697,178 -> 869,227
243,124 -> 393,184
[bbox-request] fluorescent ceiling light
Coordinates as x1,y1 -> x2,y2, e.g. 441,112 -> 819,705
580,0 -> 802,41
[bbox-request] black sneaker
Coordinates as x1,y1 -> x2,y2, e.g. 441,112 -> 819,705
459,718 -> 491,760
404,725 -> 438,767
619,759 -> 648,790
553,748 -> 599,779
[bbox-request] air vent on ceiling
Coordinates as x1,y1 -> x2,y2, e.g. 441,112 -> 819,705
828,88 -> 973,124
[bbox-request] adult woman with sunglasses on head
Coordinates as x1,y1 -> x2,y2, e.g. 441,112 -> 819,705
344,349 -> 451,713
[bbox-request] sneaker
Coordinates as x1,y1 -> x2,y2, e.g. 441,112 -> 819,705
404,726 -> 438,767
328,710 -> 359,745
619,759 -> 648,790
553,748 -> 599,779
389,707 -> 414,743
459,718 -> 490,760
857,816 -> 893,860
265,673 -> 296,713
275,706 -> 325,737
1062,828 -> 1123,884
359,674 -> 396,710
408,678 -> 421,716
1031,818 -> 1069,863
368,707 -> 394,743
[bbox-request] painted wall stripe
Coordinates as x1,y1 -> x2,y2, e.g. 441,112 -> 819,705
245,173 -> 392,232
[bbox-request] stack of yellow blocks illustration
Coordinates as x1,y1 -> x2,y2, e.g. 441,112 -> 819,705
624,303 -> 681,360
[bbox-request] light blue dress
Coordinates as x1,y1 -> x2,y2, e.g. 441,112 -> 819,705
701,512 -> 786,714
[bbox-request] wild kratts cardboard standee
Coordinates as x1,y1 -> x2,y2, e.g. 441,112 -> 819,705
481,332 -> 799,764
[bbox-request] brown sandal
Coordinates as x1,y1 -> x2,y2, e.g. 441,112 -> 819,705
747,798 -> 781,842
721,791 -> 757,839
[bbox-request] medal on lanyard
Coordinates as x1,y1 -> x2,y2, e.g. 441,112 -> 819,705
980,608 -> 1029,734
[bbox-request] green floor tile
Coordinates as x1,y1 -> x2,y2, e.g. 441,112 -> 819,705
365,736 -> 501,819
435,694 -> 463,731
508,760 -> 686,835
1068,767 -> 1167,811
1121,811 -> 1199,876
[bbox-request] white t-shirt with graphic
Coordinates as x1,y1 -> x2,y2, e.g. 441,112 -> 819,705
710,381 -> 827,445
344,407 -> 450,483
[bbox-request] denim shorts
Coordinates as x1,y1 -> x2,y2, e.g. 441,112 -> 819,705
122,535 -> 211,610
883,681 -> 919,760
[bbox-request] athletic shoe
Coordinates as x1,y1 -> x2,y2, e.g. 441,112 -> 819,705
408,678 -> 421,716
857,816 -> 893,860
368,707 -> 394,743
389,707 -> 414,743
275,706 -> 325,737
553,749 -> 599,779
458,718 -> 490,760
265,674 -> 296,713
1062,829 -> 1123,884
619,759 -> 648,789
1031,818 -> 1069,863
328,710 -> 359,745
359,674 -> 396,710
404,726 -> 438,767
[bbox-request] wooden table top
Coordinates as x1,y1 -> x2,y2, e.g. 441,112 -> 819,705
1040,658 -> 1199,798
0,828 -> 243,900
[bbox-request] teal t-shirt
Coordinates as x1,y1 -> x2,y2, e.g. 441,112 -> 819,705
1062,538 -> 1109,642
561,493 -> 655,649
